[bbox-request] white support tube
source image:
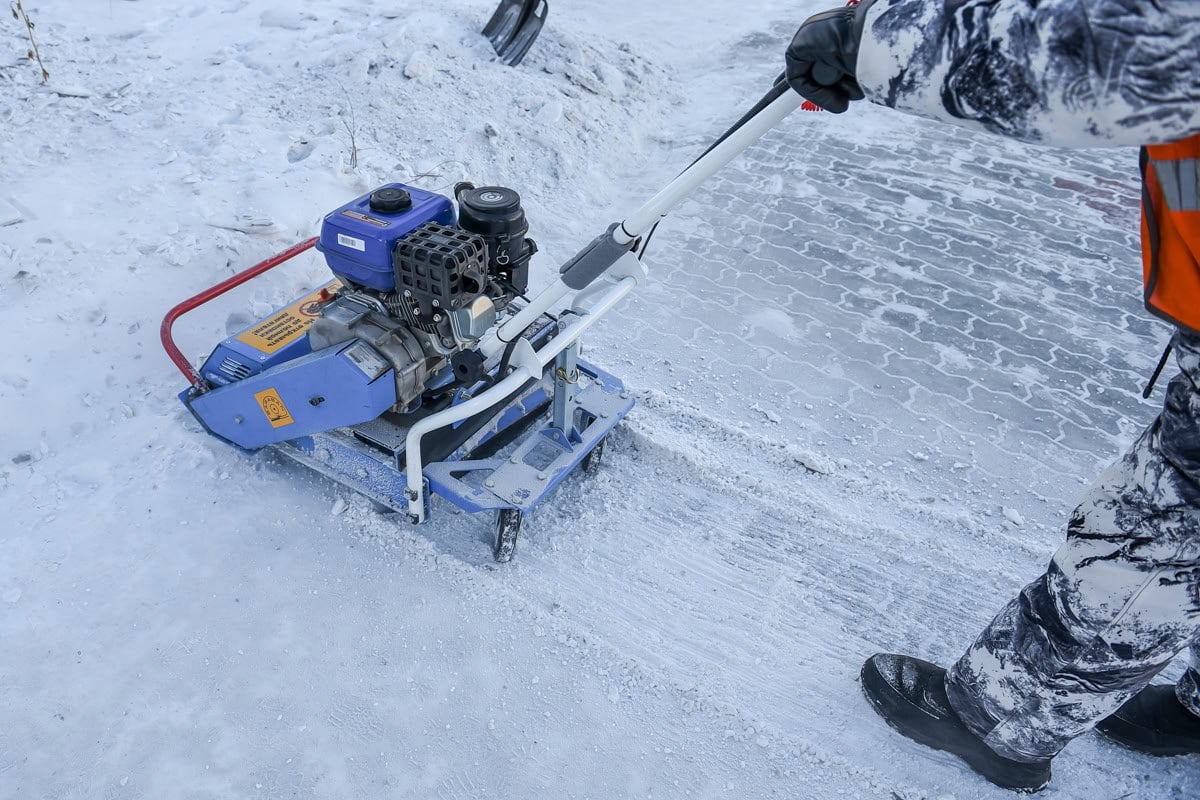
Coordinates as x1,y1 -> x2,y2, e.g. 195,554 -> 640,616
405,266 -> 642,521
616,91 -> 803,244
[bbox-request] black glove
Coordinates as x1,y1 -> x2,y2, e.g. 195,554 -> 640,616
785,1 -> 874,113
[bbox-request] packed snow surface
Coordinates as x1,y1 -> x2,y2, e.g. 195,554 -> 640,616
1,1 -> 1195,798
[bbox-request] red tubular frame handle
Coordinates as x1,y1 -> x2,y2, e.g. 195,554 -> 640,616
160,237 -> 320,391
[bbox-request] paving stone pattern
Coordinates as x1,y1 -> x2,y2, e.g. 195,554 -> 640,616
590,103 -> 1168,524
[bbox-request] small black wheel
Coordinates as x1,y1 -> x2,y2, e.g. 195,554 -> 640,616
581,437 -> 606,475
493,508 -> 522,563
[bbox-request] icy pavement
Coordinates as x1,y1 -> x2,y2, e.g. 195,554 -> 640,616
2,1 -> 1196,799
568,20 -> 1189,797
601,24 -> 1164,524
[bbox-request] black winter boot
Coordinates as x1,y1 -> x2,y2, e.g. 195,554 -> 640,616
861,654 -> 1052,793
1095,683 -> 1200,756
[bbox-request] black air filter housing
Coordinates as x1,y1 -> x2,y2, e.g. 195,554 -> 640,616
456,185 -> 535,295
393,222 -> 488,318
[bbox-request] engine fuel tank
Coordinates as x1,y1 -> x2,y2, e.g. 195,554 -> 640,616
317,183 -> 455,292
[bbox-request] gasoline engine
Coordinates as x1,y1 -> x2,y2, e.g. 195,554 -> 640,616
311,183 -> 537,412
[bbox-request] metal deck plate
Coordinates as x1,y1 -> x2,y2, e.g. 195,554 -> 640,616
481,377 -> 630,508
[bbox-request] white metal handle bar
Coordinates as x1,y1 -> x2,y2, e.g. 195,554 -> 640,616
616,90 -> 802,244
405,89 -> 804,520
493,90 -> 802,345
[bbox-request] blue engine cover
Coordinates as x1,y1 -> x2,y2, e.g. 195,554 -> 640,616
188,339 -> 398,451
317,183 -> 455,292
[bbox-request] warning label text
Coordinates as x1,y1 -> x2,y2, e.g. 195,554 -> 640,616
236,281 -> 340,355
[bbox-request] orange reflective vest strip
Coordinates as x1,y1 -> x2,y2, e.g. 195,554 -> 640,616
1142,133 -> 1200,335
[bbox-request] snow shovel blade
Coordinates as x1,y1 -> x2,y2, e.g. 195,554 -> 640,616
482,0 -> 549,66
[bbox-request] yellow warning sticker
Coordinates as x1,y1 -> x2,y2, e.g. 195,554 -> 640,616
254,388 -> 295,428
236,280 -> 341,355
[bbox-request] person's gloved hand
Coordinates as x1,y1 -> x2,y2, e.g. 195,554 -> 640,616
785,1 -> 874,113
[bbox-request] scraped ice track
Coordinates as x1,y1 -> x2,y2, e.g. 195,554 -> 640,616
596,111 -> 1158,521
588,25 -> 1164,537
339,391 -> 1199,799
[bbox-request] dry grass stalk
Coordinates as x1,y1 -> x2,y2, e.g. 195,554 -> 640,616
11,0 -> 48,83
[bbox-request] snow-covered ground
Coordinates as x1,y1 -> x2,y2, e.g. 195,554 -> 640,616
2,1 -> 1195,798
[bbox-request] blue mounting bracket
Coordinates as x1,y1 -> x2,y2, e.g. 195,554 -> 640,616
270,357 -> 633,523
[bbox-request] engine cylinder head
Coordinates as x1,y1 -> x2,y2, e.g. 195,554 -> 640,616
393,222 -> 489,319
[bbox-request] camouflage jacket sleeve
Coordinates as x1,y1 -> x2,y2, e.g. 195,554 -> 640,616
855,0 -> 1200,147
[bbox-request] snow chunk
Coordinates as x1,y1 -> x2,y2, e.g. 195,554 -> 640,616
0,198 -> 23,227
750,403 -> 781,424
594,62 -> 626,96
404,51 -> 436,81
207,214 -> 283,236
563,66 -> 606,96
260,10 -> 314,30
51,86 -> 92,99
1003,507 -> 1025,526
535,101 -> 564,126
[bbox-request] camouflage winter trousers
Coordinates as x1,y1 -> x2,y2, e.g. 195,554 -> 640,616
945,329 -> 1200,763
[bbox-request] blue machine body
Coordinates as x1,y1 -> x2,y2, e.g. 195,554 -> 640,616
201,334 -> 312,388
188,339 -> 398,451
181,279 -> 635,523
316,183 -> 455,291
178,181 -> 635,555
275,358 -> 634,517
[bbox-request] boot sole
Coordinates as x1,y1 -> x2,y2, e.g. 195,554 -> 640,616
1094,683 -> 1200,757
860,658 -> 1050,794
1095,723 -> 1200,757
